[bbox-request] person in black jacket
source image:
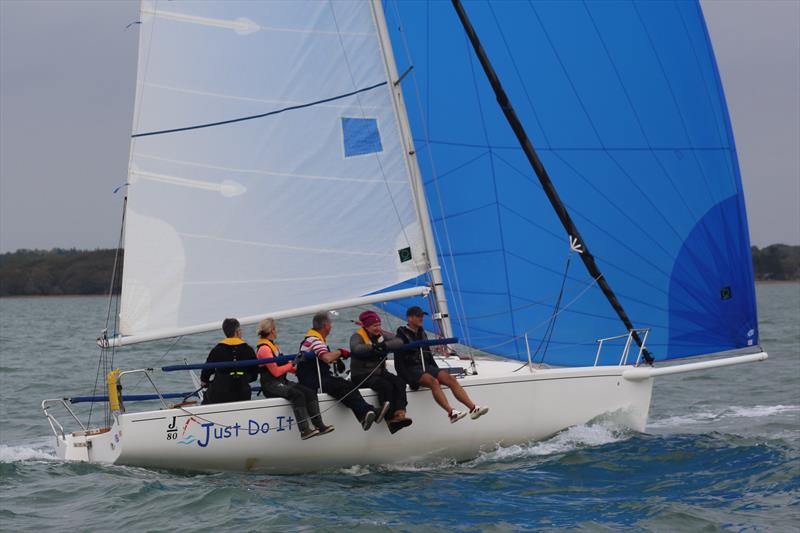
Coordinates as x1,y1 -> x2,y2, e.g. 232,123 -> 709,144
395,306 -> 488,423
350,310 -> 412,434
200,318 -> 258,405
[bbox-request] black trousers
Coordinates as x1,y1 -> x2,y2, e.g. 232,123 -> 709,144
202,378 -> 251,405
261,378 -> 325,432
319,376 -> 373,421
353,370 -> 408,416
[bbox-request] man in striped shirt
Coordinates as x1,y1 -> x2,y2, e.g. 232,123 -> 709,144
296,312 -> 378,431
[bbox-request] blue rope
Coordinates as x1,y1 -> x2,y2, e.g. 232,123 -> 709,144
160,337 -> 458,373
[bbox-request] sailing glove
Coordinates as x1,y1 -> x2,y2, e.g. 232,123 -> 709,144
374,341 -> 388,357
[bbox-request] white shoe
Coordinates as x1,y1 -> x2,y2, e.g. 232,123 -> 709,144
470,406 -> 489,420
449,409 -> 467,424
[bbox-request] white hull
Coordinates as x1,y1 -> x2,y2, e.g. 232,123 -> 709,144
53,360 -> 653,473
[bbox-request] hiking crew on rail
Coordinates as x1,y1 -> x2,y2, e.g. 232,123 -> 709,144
256,317 -> 334,440
200,309 -> 489,430
200,318 -> 258,405
295,312 -> 380,431
350,310 -> 413,434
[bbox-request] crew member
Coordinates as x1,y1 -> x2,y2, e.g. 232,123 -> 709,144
350,310 -> 412,434
256,318 -> 334,440
201,318 -> 258,405
296,312 -> 379,431
395,306 -> 489,423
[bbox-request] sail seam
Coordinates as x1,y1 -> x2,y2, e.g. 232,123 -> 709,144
177,232 -> 394,257
462,29 -> 521,357
387,0 -> 473,345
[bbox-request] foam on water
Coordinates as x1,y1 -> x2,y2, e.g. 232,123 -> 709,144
468,421 -> 628,466
648,404 -> 799,429
336,421 -> 628,475
0,441 -> 57,463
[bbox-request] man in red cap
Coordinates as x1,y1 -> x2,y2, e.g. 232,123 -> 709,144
395,306 -> 488,423
349,310 -> 413,434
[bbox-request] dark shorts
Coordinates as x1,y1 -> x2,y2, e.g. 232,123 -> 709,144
405,364 -> 442,386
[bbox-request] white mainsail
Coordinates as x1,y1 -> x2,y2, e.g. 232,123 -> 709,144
120,1 -> 427,341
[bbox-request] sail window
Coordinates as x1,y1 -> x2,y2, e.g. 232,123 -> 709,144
398,247 -> 412,263
342,117 -> 383,157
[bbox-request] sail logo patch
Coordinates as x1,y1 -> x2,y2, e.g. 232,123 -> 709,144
342,117 -> 383,157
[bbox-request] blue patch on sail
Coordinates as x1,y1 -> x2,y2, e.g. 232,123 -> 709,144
342,117 -> 382,157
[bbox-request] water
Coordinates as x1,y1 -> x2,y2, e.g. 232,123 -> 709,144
1,284 -> 798,531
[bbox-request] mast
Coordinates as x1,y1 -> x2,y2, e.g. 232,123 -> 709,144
450,0 -> 653,362
370,0 -> 454,339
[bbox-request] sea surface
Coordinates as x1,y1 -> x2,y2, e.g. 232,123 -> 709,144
0,284 -> 798,532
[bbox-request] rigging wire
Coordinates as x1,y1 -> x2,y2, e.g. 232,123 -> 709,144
387,0 -> 473,348
88,196 -> 127,429
327,1 -> 415,256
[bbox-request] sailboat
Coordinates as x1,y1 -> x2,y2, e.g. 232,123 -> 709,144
42,0 -> 767,473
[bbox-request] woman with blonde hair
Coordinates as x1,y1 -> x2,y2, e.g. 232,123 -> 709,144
256,318 -> 334,440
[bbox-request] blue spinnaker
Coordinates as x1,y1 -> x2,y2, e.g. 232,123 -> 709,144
379,0 -> 757,365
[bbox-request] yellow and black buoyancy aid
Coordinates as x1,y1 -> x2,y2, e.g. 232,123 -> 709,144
295,329 -> 332,386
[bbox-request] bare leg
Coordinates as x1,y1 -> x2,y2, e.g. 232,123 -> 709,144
418,374 -> 452,413
437,371 -> 475,411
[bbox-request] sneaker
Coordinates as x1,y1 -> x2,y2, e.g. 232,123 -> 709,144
361,410 -> 377,431
300,428 -> 320,440
376,401 -> 391,424
470,406 -> 489,420
449,409 -> 467,424
316,425 -> 335,436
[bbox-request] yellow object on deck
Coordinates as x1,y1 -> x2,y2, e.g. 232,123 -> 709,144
107,369 -> 121,412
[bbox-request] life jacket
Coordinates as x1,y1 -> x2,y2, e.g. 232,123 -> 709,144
296,329 -> 332,386
395,326 -> 434,370
356,328 -> 372,346
351,328 -> 388,377
202,338 -> 256,405
220,337 -> 249,378
257,338 -> 285,383
256,338 -> 281,358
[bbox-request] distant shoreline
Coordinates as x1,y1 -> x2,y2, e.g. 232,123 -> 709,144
1,246 -> 798,297
1,280 -> 797,300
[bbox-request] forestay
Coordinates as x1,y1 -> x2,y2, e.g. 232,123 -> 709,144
380,0 -> 758,365
120,1 -> 427,341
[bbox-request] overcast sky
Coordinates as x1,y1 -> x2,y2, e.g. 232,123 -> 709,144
1,0 -> 798,253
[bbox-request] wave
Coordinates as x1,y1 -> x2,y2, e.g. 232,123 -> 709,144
337,420 -> 628,475
648,404 -> 799,429
467,421 -> 628,466
0,441 -> 58,463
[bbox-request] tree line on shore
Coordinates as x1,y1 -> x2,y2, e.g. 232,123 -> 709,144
0,245 -> 798,297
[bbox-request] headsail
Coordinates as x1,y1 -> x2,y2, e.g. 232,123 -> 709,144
382,0 -> 758,365
120,1 -> 428,342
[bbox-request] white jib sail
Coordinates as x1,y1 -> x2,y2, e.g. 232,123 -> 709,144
120,0 -> 427,340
